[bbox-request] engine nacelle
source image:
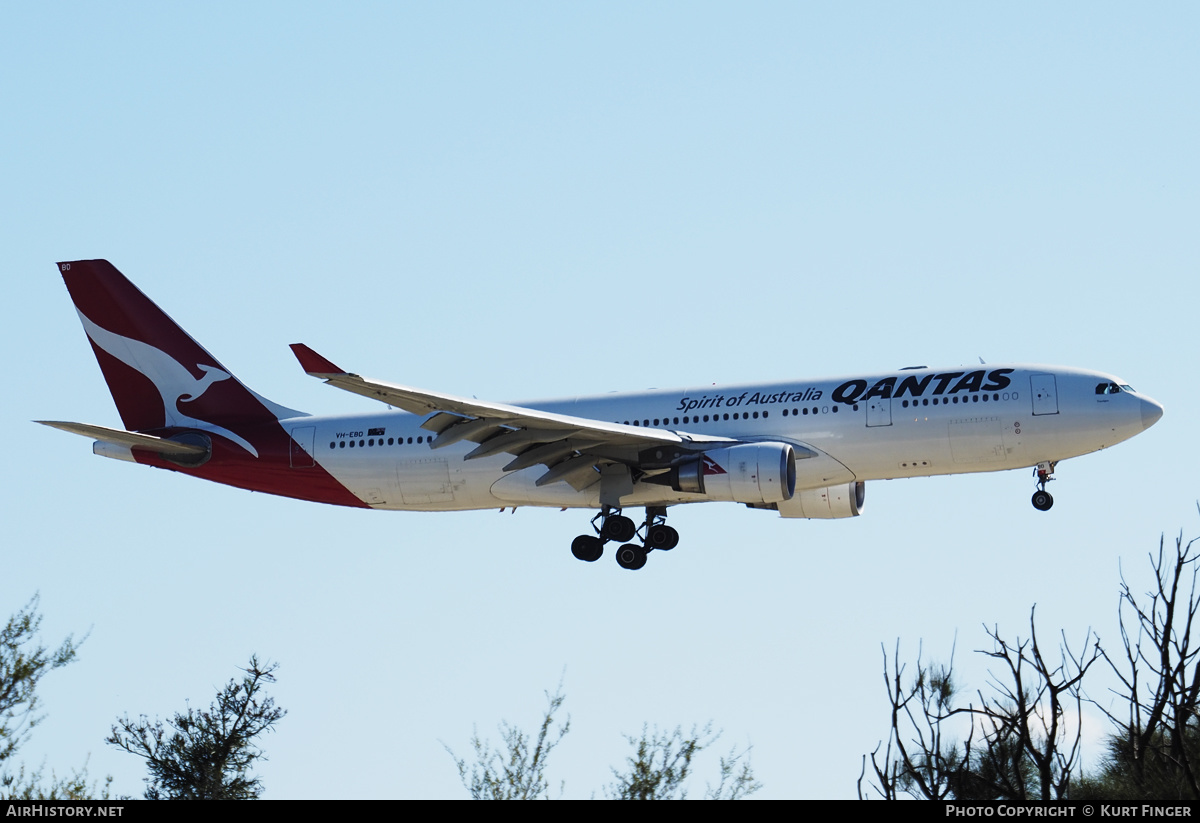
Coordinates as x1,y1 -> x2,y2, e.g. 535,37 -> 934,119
775,482 -> 865,519
669,443 -> 796,504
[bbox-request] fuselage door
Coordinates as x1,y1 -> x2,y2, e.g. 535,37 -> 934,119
290,426 -> 316,468
866,396 -> 892,427
1030,374 -> 1059,416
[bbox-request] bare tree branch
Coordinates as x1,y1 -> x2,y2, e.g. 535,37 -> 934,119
864,613 -> 1097,801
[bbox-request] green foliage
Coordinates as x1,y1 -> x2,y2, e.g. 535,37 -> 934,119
1073,727 -> 1200,801
107,656 -> 285,799
0,595 -> 81,767
606,724 -> 760,800
2,761 -> 112,801
449,688 -> 759,799
0,594 -> 107,801
446,686 -> 570,799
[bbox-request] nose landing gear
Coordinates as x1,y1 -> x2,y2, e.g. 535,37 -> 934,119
570,506 -> 679,570
1031,461 -> 1056,511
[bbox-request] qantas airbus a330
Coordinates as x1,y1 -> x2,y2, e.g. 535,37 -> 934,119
41,260 -> 1163,570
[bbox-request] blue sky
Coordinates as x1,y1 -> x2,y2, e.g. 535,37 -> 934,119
3,2 -> 1198,799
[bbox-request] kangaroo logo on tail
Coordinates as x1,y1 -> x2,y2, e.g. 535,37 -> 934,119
77,311 -> 261,457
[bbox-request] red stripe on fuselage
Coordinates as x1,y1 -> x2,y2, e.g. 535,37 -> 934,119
133,422 -> 370,509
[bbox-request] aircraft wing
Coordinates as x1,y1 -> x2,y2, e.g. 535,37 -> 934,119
290,344 -> 736,490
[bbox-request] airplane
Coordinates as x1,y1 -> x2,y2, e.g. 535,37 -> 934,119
40,260 -> 1164,571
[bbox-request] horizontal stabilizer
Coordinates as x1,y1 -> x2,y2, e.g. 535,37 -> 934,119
36,421 -> 209,456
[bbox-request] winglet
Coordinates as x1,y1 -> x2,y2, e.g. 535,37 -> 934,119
290,343 -> 347,377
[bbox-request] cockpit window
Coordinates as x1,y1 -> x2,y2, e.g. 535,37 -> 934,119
1095,382 -> 1123,395
1121,384 -> 1136,393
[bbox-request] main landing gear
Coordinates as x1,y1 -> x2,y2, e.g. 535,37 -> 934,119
1031,461 -> 1057,511
570,506 -> 679,571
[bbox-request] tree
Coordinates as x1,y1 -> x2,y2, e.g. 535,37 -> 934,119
1080,530 -> 1200,800
107,655 -> 285,799
448,687 -> 759,799
859,642 -> 962,800
860,611 -> 1099,801
606,724 -> 760,800
862,521 -> 1200,802
1,595 -> 81,768
447,685 -> 570,800
2,760 -> 113,801
0,594 -> 107,800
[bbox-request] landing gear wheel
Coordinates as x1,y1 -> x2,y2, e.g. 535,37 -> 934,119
571,535 -> 604,562
646,524 -> 679,551
601,515 -> 637,543
1031,490 -> 1054,511
615,543 -> 647,571
1030,461 -> 1057,512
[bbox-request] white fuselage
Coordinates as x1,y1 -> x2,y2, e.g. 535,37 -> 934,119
292,364 -> 1159,513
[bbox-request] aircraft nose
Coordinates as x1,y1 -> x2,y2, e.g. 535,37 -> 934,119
1140,396 -> 1164,431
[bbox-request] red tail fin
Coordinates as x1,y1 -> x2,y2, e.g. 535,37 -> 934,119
57,260 -> 305,437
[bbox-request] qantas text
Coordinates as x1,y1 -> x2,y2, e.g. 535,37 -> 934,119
832,369 -> 1014,405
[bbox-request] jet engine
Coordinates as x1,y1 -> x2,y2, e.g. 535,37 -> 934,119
660,442 -> 796,504
774,481 -> 865,519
